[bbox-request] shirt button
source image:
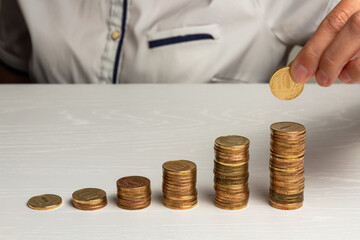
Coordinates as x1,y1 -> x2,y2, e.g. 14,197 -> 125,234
111,30 -> 120,40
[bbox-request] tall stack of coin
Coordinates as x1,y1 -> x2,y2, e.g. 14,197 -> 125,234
162,160 -> 197,210
72,188 -> 107,210
269,122 -> 305,210
116,176 -> 151,210
213,135 -> 250,210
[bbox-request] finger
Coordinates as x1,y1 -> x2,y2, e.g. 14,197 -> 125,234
290,0 -> 360,84
316,11 -> 360,87
338,57 -> 360,84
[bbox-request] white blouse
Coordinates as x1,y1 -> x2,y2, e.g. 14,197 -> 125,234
0,0 -> 340,83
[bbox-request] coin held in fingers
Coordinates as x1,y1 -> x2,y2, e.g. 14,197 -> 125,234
270,67 -> 304,101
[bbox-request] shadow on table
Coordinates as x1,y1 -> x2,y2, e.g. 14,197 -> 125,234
305,104 -> 360,174
199,187 -> 215,205
250,103 -> 360,205
152,190 -> 163,204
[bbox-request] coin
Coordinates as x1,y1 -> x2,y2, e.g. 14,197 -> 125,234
117,176 -> 151,196
117,176 -> 150,190
27,194 -> 62,210
116,176 -> 151,210
270,67 -> 304,101
164,201 -> 197,210
269,199 -> 303,210
213,135 -> 250,210
162,160 -> 196,174
72,188 -> 106,204
214,199 -> 248,210
73,201 -> 108,211
269,121 -> 305,210
117,201 -> 151,210
72,188 -> 107,210
215,135 -> 250,150
271,122 -> 306,135
162,160 -> 197,210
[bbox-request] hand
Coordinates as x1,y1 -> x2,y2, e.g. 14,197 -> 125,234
290,0 -> 360,86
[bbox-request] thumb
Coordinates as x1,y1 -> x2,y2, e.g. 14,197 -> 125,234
290,0 -> 359,83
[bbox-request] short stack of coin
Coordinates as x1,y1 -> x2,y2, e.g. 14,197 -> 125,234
214,135 -> 250,210
72,188 -> 107,210
116,176 -> 151,210
162,160 -> 197,210
269,122 -> 305,210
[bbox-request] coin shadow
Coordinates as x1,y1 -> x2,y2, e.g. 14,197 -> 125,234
250,181 -> 269,205
68,199 -> 74,207
305,104 -> 360,174
152,190 -> 163,204
198,187 -> 215,205
111,194 -> 118,206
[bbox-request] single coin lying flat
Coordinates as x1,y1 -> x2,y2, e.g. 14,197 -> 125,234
270,67 -> 304,101
27,194 -> 62,210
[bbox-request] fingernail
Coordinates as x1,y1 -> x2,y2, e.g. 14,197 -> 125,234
339,69 -> 352,83
317,70 -> 330,86
291,64 -> 309,83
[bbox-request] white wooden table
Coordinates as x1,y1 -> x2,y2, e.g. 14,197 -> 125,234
0,84 -> 360,239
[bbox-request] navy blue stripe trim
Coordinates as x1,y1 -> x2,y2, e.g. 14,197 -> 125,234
149,34 -> 215,49
112,0 -> 128,84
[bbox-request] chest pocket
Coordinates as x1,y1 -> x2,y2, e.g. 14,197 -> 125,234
138,24 -> 222,83
147,24 -> 220,49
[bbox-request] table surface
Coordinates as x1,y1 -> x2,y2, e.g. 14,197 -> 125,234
0,84 -> 360,240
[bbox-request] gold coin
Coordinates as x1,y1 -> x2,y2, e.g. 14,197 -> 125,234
73,201 -> 107,211
269,121 -> 306,210
72,188 -> 107,205
162,160 -> 197,209
117,176 -> 150,192
117,201 -> 151,210
27,194 -> 62,210
162,160 -> 196,174
214,199 -> 248,210
213,135 -> 250,210
163,199 -> 197,210
271,133 -> 306,140
271,122 -> 306,135
269,199 -> 303,210
117,197 -> 151,205
215,135 -> 250,150
270,67 -> 304,101
163,203 -> 197,210
214,159 -> 248,167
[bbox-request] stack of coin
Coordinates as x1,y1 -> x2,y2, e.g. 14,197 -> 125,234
269,122 -> 305,210
72,188 -> 107,210
213,135 -> 250,210
162,160 -> 197,210
116,176 -> 151,210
